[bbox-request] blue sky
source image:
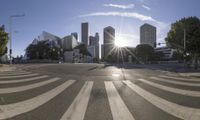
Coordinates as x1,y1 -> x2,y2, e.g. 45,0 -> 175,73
0,0 -> 200,57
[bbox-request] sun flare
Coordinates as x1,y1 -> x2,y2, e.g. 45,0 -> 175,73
115,36 -> 126,47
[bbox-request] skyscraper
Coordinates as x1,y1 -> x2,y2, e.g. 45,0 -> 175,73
103,26 -> 115,58
89,32 -> 99,59
81,22 -> 89,46
71,32 -> 78,40
140,23 -> 157,48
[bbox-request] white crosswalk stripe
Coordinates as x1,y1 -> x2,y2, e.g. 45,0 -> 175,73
150,76 -> 200,87
137,78 -> 200,97
160,75 -> 200,82
123,80 -> 200,120
0,69 -> 200,120
60,81 -> 93,120
0,75 -> 48,84
0,80 -> 76,119
0,73 -> 39,79
105,81 -> 135,120
0,71 -> 32,75
0,77 -> 60,94
0,70 -> 31,74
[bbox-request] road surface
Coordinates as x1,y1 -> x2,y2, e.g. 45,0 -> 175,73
0,63 -> 199,120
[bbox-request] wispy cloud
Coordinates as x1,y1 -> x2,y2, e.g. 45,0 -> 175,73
142,5 -> 151,11
80,12 -> 157,22
103,4 -> 135,9
79,11 -> 169,38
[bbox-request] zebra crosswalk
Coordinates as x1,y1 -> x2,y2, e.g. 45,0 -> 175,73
0,70 -> 200,120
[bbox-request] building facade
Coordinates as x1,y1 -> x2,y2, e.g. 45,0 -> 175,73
155,47 -> 175,60
89,32 -> 99,59
102,26 -> 115,59
71,32 -> 78,40
81,22 -> 89,46
62,35 -> 78,50
140,23 -> 156,48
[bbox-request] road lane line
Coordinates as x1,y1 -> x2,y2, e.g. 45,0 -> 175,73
0,75 -> 48,84
0,80 -> 75,120
150,76 -> 200,87
137,78 -> 200,97
105,81 -> 135,120
123,80 -> 200,120
160,75 -> 200,82
60,81 -> 93,120
0,72 -> 32,76
0,77 -> 60,94
0,73 -> 39,79
0,71 -> 31,75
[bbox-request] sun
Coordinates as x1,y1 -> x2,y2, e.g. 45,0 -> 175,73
115,36 -> 125,47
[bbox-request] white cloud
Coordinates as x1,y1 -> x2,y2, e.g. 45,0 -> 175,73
142,4 -> 151,11
103,4 -> 135,9
79,11 -> 169,47
80,12 -> 155,21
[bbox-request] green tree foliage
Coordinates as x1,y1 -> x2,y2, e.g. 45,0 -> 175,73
74,44 -> 91,56
165,16 -> 200,69
0,25 -> 8,56
154,51 -> 165,61
135,44 -> 155,63
26,41 -> 60,60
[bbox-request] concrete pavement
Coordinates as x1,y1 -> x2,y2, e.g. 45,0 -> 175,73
0,63 -> 199,120
0,64 -> 16,72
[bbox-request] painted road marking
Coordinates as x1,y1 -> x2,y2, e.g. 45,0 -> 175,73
0,73 -> 39,79
137,78 -> 200,97
160,75 -> 200,82
123,80 -> 200,120
60,81 -> 93,120
0,75 -> 48,84
105,81 -> 135,120
0,72 -> 32,76
0,71 -> 32,75
150,76 -> 200,87
0,77 -> 60,94
0,80 -> 75,120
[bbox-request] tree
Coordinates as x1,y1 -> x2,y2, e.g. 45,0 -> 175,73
154,51 -> 165,61
135,44 -> 155,63
26,41 -> 60,60
74,44 -> 91,56
0,25 -> 8,56
165,16 -> 200,69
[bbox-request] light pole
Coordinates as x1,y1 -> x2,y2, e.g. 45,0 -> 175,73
9,14 -> 25,65
184,29 -> 186,50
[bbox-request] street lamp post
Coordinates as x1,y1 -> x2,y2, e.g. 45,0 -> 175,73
184,29 -> 186,50
9,14 -> 25,65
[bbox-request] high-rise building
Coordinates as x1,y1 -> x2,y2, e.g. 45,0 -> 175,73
81,22 -> 89,46
71,32 -> 78,40
140,23 -> 156,48
89,32 -> 99,59
62,35 -> 78,50
103,26 -> 115,58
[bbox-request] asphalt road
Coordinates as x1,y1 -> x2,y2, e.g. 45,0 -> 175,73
0,63 -> 200,120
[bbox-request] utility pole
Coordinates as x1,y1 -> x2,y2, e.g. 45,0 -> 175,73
9,14 -> 25,65
183,29 -> 187,67
184,29 -> 186,50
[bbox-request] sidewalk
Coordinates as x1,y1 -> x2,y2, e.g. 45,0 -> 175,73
0,64 -> 16,72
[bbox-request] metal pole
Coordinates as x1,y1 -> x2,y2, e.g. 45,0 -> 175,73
184,29 -> 186,50
9,17 -> 12,65
183,29 -> 187,66
9,14 -> 25,65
